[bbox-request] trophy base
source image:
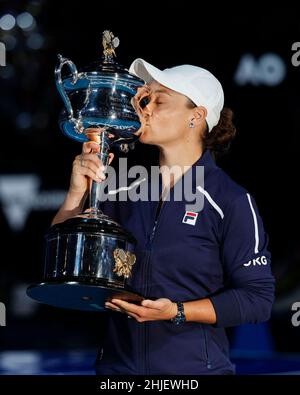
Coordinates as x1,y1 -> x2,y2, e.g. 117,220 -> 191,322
27,280 -> 144,312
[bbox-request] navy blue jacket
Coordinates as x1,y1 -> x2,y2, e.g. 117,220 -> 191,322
95,149 -> 275,375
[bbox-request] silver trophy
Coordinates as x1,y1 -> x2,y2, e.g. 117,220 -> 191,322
27,31 -> 145,311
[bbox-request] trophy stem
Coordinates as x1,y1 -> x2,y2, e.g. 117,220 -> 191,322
86,129 -> 112,218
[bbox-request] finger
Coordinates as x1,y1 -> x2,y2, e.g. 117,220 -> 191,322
110,299 -> 143,315
85,127 -> 105,133
105,305 -> 123,313
74,156 -> 106,180
127,312 -> 140,320
81,159 -> 106,180
82,141 -> 100,154
79,153 -> 102,168
105,301 -> 118,307
108,153 -> 114,165
105,302 -> 140,321
105,302 -> 127,314
73,163 -> 104,183
85,128 -> 116,143
85,127 -> 106,143
80,153 -> 103,168
80,152 -> 113,171
81,152 -> 111,171
136,84 -> 150,94
105,301 -> 122,310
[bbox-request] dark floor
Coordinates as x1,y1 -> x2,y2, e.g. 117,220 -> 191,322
0,350 -> 300,375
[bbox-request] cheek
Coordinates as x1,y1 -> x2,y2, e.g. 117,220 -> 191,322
153,108 -> 179,123
154,108 -> 187,130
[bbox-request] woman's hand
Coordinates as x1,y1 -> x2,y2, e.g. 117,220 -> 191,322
131,84 -> 151,117
69,131 -> 114,197
105,298 -> 178,322
51,128 -> 114,225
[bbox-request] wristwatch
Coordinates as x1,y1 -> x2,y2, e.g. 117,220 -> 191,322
170,302 -> 186,325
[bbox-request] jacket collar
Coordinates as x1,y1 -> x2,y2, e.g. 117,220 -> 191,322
193,148 -> 217,169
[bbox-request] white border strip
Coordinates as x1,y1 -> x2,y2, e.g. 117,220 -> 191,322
247,193 -> 259,254
196,185 -> 224,219
108,177 -> 147,195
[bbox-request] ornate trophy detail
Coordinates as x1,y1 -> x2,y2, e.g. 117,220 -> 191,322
113,248 -> 136,278
27,31 -> 145,311
102,30 -> 119,61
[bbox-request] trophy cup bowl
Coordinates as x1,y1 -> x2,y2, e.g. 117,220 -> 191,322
27,31 -> 145,311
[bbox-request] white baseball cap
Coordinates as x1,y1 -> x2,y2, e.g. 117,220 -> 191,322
129,58 -> 224,132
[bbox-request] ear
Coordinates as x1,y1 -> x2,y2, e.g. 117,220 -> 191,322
192,106 -> 207,127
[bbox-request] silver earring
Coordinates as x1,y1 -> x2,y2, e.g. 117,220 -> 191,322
189,120 -> 195,128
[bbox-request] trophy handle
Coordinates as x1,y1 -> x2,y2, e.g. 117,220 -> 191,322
55,54 -> 78,119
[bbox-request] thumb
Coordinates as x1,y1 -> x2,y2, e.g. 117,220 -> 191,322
108,152 -> 114,165
141,299 -> 158,309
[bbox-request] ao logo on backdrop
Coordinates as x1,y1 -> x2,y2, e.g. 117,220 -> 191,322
0,303 -> 5,326
291,42 -> 300,66
291,302 -> 300,327
234,52 -> 286,86
0,41 -> 5,66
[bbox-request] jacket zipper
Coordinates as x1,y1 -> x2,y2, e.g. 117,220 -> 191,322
140,250 -> 151,375
203,325 -> 212,369
141,198 -> 165,374
148,198 -> 165,247
149,220 -> 157,244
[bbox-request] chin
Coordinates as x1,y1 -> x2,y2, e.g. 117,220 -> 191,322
138,126 -> 160,145
138,127 -> 150,142
139,133 -> 151,144
138,129 -> 152,143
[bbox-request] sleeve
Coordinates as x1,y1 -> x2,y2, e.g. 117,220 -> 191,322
209,193 -> 275,328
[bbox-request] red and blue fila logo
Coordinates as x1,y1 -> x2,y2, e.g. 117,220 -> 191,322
182,211 -> 198,226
